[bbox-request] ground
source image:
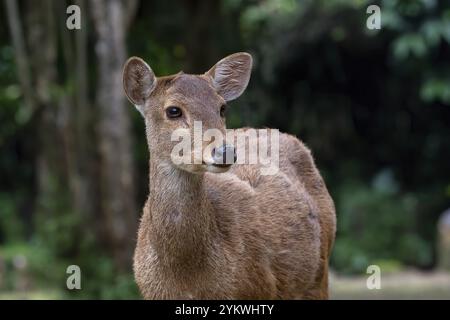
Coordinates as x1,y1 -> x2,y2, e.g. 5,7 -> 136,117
330,270 -> 450,300
0,270 -> 449,299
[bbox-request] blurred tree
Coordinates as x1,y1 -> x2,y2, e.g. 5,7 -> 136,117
4,0 -> 140,272
438,208 -> 450,270
182,0 -> 221,72
90,0 -> 138,271
5,0 -> 72,237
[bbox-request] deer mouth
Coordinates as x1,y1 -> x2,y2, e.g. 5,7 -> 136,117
212,163 -> 232,168
201,161 -> 232,173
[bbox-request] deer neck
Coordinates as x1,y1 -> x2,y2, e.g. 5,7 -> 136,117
147,157 -> 216,268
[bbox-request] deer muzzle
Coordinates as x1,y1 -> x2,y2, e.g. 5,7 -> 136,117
212,144 -> 237,167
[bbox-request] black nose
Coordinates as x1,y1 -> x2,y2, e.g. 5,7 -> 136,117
212,144 -> 237,166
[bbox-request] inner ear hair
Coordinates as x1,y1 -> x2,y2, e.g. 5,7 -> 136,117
206,52 -> 253,102
123,57 -> 156,106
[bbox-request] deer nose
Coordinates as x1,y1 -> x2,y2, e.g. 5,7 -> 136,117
212,144 -> 237,167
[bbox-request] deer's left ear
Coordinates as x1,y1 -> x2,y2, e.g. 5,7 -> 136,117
206,52 -> 252,102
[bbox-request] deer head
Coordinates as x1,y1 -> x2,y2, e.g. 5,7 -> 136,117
123,52 -> 253,174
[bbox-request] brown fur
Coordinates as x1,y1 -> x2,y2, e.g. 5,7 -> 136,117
123,53 -> 336,299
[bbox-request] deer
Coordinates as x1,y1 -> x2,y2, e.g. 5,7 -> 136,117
122,52 -> 336,299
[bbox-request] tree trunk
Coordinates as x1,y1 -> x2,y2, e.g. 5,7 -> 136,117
24,0 -> 70,217
183,0 -> 220,72
438,209 -> 450,271
7,0 -> 139,272
91,0 -> 138,271
4,0 -> 35,113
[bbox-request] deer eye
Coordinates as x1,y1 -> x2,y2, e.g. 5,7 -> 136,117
166,106 -> 182,119
220,104 -> 226,117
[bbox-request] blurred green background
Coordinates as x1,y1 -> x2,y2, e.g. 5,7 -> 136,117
0,0 -> 449,299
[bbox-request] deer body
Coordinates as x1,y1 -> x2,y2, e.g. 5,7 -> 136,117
123,53 -> 336,299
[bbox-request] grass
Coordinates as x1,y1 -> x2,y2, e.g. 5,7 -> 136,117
1,270 -> 449,300
0,290 -> 64,300
330,270 -> 450,299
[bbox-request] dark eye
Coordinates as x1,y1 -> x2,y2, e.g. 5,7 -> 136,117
166,106 -> 182,118
220,105 -> 226,117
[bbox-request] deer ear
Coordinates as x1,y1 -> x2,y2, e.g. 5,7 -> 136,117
123,57 -> 156,106
206,52 -> 252,102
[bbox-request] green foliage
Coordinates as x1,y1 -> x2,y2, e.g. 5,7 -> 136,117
332,172 -> 433,274
384,0 -> 450,104
32,204 -> 139,299
0,211 -> 139,299
421,77 -> 450,104
0,194 -> 24,243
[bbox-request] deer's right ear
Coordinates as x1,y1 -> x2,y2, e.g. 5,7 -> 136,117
123,57 -> 156,106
